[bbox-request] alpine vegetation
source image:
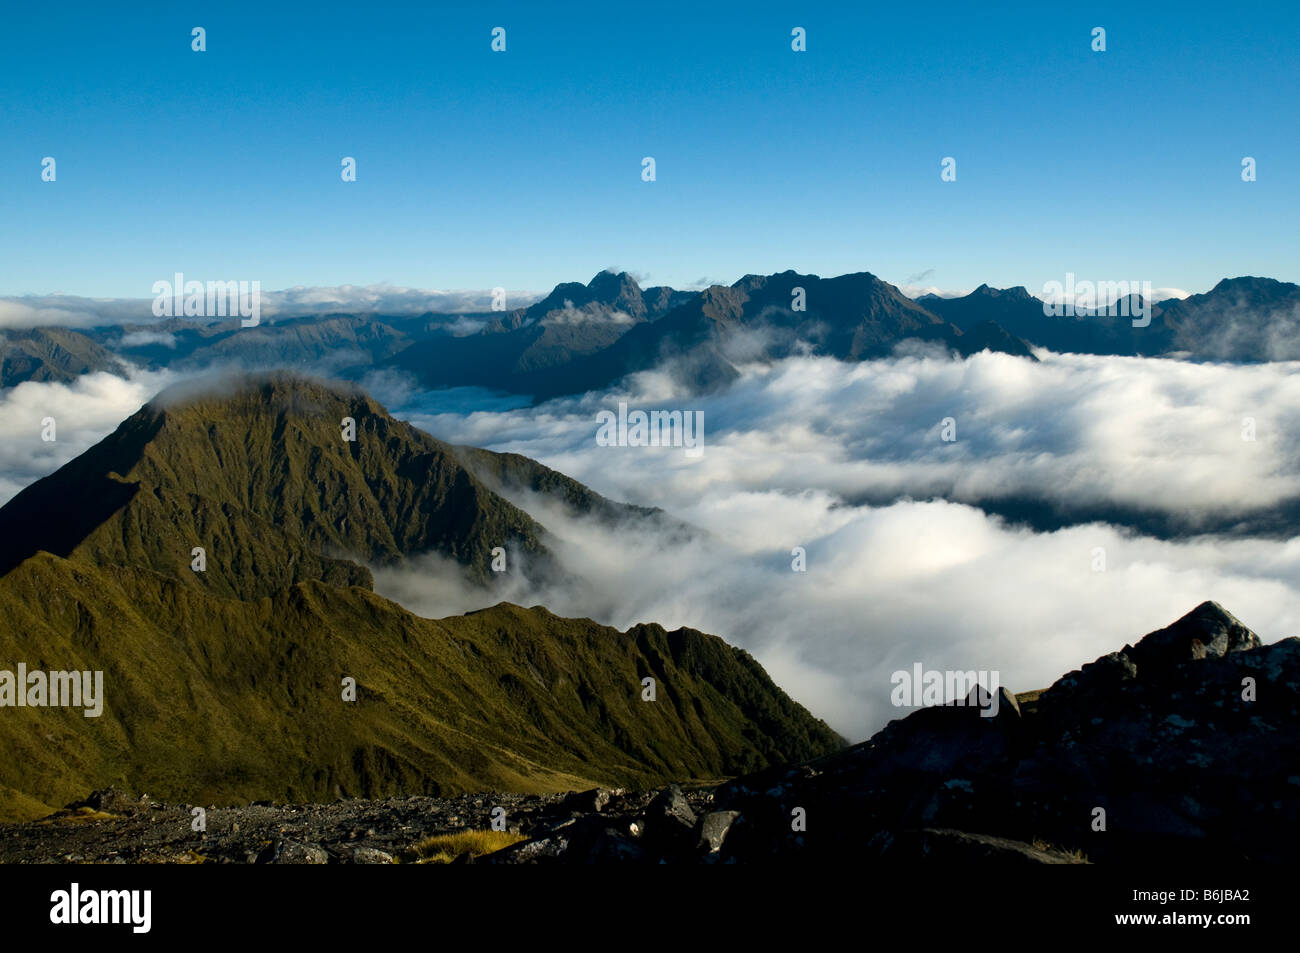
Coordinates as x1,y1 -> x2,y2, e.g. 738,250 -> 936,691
0,666 -> 103,717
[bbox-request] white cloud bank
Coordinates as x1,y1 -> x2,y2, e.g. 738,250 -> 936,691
0,286 -> 546,330
377,350 -> 1300,741
901,285 -> 1191,303
3,350 -> 1296,745
0,368 -> 179,502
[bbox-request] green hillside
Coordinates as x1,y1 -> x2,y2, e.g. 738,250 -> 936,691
0,373 -> 843,821
0,327 -> 126,387
0,554 -> 841,821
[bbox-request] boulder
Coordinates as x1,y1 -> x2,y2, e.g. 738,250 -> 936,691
696,810 -> 741,853
562,788 -> 611,814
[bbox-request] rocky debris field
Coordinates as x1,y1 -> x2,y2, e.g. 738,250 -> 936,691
0,785 -> 722,865
3,601 -> 1296,865
0,782 -> 1090,865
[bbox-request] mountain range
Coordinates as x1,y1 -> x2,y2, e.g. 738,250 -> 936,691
7,270 -> 1298,396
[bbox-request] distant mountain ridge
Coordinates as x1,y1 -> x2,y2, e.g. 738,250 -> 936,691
8,270 -> 1298,395
385,269 -> 1039,399
923,274 -> 1300,360
0,327 -> 127,386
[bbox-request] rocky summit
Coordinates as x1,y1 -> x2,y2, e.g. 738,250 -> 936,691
4,601 -> 1294,864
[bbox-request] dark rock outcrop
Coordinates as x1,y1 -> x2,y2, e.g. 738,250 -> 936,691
706,602 -> 1298,865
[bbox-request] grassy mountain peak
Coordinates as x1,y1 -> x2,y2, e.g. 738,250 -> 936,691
0,372 -> 554,599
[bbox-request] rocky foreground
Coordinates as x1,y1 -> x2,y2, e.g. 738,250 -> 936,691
3,601 -> 1296,864
0,785 -> 717,865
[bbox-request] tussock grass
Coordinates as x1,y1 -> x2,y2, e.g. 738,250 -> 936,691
1032,837 -> 1088,862
1015,688 -> 1046,714
36,806 -> 119,825
139,849 -> 207,864
404,829 -> 525,864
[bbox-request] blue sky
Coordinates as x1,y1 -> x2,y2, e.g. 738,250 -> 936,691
1,1 -> 1296,299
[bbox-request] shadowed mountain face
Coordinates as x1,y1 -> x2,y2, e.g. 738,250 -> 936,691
1158,276 -> 1300,360
387,270 -> 1037,400
0,373 -> 843,822
523,269 -> 691,324
723,271 -> 998,360
696,601 -> 1300,865
922,285 -> 1079,345
11,271 -> 1297,401
383,271 -> 697,394
922,283 -> 1171,355
924,275 -> 1300,360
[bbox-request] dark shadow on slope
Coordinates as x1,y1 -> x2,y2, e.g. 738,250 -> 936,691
0,409 -> 163,576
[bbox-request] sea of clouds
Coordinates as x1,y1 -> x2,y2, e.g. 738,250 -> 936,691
3,349 -> 1299,742
372,349 -> 1300,740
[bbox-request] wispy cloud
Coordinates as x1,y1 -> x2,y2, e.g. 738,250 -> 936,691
0,286 -> 547,330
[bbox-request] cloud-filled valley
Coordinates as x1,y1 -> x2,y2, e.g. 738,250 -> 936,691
366,349 -> 1300,740
5,345 -> 1299,743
